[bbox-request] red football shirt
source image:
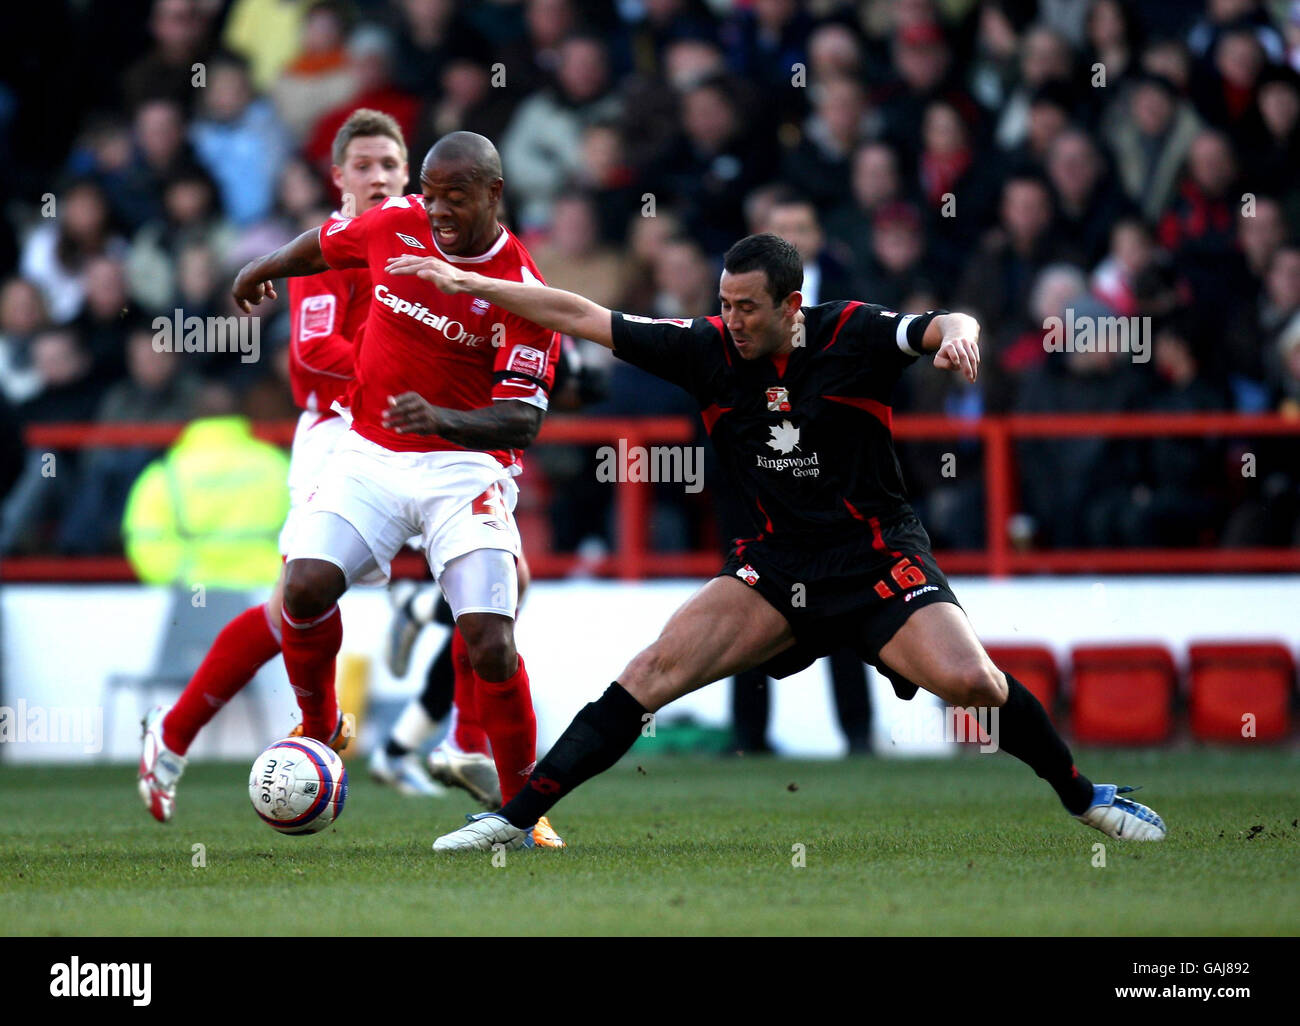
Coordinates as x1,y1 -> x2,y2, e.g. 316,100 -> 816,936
287,213 -> 370,415
318,194 -> 560,468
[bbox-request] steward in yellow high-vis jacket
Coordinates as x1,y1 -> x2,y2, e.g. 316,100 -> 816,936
123,416 -> 290,589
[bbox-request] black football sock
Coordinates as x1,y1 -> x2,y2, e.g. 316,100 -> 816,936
384,738 -> 411,758
501,682 -> 648,829
419,633 -> 455,722
995,672 -> 1095,815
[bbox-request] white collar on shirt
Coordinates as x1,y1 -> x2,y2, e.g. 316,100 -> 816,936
433,224 -> 509,264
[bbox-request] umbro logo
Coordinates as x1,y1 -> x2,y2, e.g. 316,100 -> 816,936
396,232 -> 426,249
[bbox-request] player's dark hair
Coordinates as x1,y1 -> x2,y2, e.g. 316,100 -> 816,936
723,233 -> 803,306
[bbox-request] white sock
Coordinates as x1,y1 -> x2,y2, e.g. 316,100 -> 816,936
410,587 -> 440,625
389,699 -> 440,753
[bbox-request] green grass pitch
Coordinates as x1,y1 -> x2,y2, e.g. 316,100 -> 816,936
2,749 -> 1297,935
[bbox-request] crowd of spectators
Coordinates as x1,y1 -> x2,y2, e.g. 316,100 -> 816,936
3,0 -> 1300,561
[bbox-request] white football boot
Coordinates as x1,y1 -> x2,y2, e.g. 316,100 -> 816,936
369,746 -> 446,796
1074,784 -> 1167,841
138,705 -> 186,823
433,812 -> 534,851
427,744 -> 502,808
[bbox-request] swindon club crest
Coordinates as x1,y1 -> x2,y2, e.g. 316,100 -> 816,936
766,386 -> 790,412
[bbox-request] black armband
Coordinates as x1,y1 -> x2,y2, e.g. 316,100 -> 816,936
898,309 -> 947,357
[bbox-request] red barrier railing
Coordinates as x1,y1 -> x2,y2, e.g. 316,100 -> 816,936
8,412 -> 1300,582
968,413 -> 1300,577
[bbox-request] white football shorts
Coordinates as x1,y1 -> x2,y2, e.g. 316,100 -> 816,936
283,427 -> 522,589
278,410 -> 349,555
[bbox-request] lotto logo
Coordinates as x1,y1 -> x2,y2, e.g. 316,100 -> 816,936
736,564 -> 760,586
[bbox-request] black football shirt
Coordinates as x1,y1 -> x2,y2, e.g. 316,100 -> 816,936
610,302 -> 943,548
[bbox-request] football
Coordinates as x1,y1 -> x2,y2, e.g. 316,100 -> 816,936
248,737 -> 348,835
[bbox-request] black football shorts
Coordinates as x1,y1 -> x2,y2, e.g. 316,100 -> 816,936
718,512 -> 960,698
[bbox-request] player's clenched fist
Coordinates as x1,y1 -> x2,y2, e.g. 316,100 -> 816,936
386,254 -> 468,294
231,264 -> 278,312
383,391 -> 442,435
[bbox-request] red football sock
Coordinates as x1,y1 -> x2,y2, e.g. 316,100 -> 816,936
280,605 -> 342,741
474,654 -> 537,805
451,627 -> 490,755
163,604 -> 281,755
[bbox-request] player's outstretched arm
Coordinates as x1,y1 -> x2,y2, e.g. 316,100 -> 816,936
383,393 -> 545,449
386,254 -> 614,349
232,228 -> 330,312
920,312 -> 981,383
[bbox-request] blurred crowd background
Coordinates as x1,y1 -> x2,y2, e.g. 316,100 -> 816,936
3,0 -> 1300,565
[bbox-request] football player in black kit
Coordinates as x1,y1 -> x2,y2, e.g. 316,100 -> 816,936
387,233 -> 1168,852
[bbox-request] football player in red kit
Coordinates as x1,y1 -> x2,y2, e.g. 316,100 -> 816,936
137,109 -> 409,823
226,131 -> 565,847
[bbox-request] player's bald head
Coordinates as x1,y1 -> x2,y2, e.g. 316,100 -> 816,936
418,131 -> 505,257
421,131 -> 503,185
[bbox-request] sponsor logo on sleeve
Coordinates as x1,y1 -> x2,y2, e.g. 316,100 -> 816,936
506,344 -> 546,379
326,219 -> 351,236
299,294 -> 337,340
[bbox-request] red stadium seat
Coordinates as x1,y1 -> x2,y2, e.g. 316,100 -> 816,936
1070,644 -> 1176,744
984,644 -> 1060,720
1187,642 -> 1294,743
